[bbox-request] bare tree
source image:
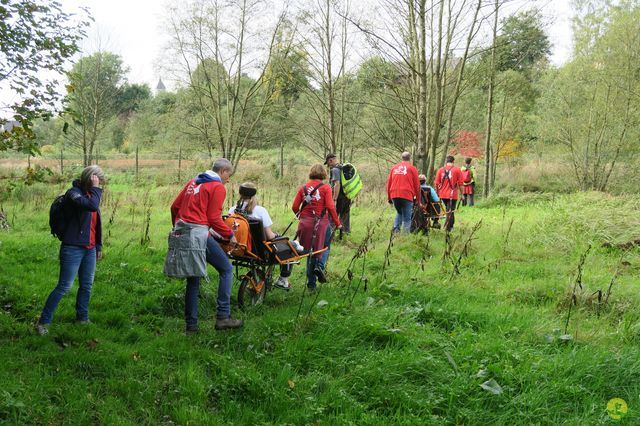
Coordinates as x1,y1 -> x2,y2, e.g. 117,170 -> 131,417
294,0 -> 366,161
353,0 -> 485,180
483,0 -> 499,198
165,0 -> 285,170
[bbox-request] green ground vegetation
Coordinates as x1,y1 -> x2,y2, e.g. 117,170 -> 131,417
1,165 -> 639,425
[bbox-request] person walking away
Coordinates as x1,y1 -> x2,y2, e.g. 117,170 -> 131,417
434,155 -> 463,232
228,182 -> 295,291
318,153 -> 347,276
386,151 -> 421,233
36,165 -> 105,335
460,157 -> 476,207
325,153 -> 351,239
292,164 -> 342,291
170,158 -> 243,333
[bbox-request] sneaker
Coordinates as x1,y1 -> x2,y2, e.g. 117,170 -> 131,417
36,323 -> 49,336
314,267 -> 327,283
185,326 -> 199,335
291,240 -> 304,252
215,317 -> 244,330
274,277 -> 291,291
76,320 -> 91,325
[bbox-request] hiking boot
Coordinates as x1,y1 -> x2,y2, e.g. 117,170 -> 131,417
314,267 -> 327,283
215,317 -> 244,330
36,323 -> 49,336
274,276 -> 291,291
185,326 -> 199,335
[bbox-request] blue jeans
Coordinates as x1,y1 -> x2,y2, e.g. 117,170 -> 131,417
39,244 -> 97,324
318,223 -> 334,272
392,198 -> 414,233
185,236 -> 233,329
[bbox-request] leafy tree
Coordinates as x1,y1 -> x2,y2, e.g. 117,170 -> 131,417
63,51 -> 127,165
535,3 -> 640,191
262,22 -> 310,177
117,83 -> 152,118
495,11 -> 550,75
0,0 -> 89,154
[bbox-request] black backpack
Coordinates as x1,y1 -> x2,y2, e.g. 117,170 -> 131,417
49,194 -> 69,240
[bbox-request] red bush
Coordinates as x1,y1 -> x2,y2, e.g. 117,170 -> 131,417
449,130 -> 483,158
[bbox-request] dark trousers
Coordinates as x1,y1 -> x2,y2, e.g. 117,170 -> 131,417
462,194 -> 475,207
442,199 -> 457,231
336,194 -> 351,238
280,264 -> 292,278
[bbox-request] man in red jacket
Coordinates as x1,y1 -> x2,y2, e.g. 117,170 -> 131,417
434,155 -> 463,232
171,158 -> 242,333
386,151 -> 421,233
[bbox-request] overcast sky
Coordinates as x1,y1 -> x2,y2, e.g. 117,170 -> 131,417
1,0 -> 574,114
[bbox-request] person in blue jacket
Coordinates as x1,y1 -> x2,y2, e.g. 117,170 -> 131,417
419,174 -> 441,229
36,165 -> 105,335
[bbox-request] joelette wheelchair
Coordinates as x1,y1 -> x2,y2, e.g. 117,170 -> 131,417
220,217 -> 326,308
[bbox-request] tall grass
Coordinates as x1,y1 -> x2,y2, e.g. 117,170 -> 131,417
1,165 -> 639,424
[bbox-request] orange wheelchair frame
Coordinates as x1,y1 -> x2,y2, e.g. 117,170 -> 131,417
222,218 -> 326,307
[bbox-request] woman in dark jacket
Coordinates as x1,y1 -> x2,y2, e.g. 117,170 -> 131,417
292,164 -> 342,290
36,166 -> 105,335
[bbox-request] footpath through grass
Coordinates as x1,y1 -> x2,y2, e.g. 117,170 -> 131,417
1,176 -> 639,424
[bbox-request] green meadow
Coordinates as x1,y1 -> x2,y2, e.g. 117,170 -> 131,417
1,159 -> 639,425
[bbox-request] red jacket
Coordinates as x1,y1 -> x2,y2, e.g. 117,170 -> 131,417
292,180 -> 341,226
171,173 -> 233,239
386,161 -> 421,202
434,164 -> 463,200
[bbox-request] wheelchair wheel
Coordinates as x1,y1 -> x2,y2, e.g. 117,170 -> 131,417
238,270 -> 266,308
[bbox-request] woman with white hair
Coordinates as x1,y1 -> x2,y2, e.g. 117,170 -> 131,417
36,165 -> 105,335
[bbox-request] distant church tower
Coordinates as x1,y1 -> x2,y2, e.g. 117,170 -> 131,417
156,78 -> 166,93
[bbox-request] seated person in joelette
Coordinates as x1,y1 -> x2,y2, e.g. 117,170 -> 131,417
228,182 -> 299,290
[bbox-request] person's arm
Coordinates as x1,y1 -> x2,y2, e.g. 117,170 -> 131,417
67,186 -> 102,212
264,226 -> 277,240
206,185 -> 233,239
331,167 -> 341,202
292,186 -> 304,215
323,186 -> 342,227
386,169 -> 392,203
170,182 -> 189,225
434,169 -> 442,189
411,167 -> 421,203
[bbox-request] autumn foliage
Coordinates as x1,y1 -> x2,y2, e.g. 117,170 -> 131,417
449,130 -> 483,158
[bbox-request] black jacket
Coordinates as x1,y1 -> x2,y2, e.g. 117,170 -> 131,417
62,180 -> 102,251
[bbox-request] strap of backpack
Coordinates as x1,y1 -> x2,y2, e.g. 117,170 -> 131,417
444,167 -> 455,188
297,183 -> 325,215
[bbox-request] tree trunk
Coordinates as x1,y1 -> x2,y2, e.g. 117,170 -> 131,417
483,0 -> 499,199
